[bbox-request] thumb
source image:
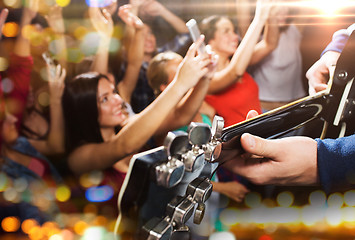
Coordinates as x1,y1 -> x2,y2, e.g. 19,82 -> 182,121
240,133 -> 277,158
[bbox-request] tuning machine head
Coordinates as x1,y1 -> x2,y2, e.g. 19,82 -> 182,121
154,131 -> 189,188
203,115 -> 224,162
141,217 -> 172,240
180,123 -> 211,172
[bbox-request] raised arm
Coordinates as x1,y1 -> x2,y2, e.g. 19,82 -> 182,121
156,44 -> 217,135
0,8 -> 9,40
248,3 -> 280,65
139,0 -> 188,34
116,4 -> 144,104
67,39 -> 210,173
30,63 -> 66,155
89,6 -> 114,74
208,0 -> 273,94
45,4 -> 67,70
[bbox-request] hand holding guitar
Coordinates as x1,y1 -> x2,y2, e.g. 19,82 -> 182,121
223,110 -> 319,186
306,50 -> 340,95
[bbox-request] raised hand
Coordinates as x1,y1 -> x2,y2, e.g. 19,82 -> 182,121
118,4 -> 143,29
0,8 -> 9,40
89,6 -> 113,38
23,0 -> 39,21
47,63 -> 66,101
45,5 -> 65,34
174,36 -> 212,90
254,0 -> 274,22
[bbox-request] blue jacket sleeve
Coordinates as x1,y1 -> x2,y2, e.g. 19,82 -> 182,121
321,23 -> 355,56
316,134 -> 355,193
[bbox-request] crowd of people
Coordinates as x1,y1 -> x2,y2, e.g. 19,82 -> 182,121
0,0 -> 355,238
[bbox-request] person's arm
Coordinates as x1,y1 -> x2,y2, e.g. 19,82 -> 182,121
45,5 -> 67,70
89,6 -> 114,74
140,0 -> 188,34
212,181 -> 249,203
116,4 -> 144,104
248,4 -> 280,65
306,24 -> 355,95
67,38 -> 210,174
0,8 -> 8,40
208,0 -> 273,94
29,64 -> 66,155
235,0 -> 254,38
6,0 -> 37,130
155,43 -> 216,135
317,134 -> 355,193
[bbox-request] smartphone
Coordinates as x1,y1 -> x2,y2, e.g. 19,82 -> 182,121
42,52 -> 58,79
186,19 -> 206,55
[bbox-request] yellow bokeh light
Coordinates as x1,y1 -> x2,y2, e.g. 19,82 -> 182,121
0,57 -> 9,72
74,221 -> 89,235
56,185 -> 71,202
3,22 -> 19,38
28,225 -> 44,240
56,0 -> 71,7
74,26 -> 88,40
4,0 -> 21,8
0,172 -> 9,192
1,216 -> 20,232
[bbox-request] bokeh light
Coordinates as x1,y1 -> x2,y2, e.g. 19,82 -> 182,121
0,57 -> 9,72
74,220 -> 89,235
85,185 -> 114,202
3,22 -> 19,38
209,231 -> 236,240
1,216 -> 20,232
245,192 -> 262,208
0,172 -> 10,192
328,192 -> 344,208
56,0 -> 71,7
56,185 -> 71,202
1,77 -> 14,93
309,190 -> 327,207
219,208 -> 241,226
344,190 -> 355,206
21,219 -> 39,234
276,191 -> 294,207
4,0 -> 21,8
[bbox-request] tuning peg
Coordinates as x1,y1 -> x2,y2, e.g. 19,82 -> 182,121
211,115 -> 224,139
193,202 -> 206,225
155,157 -> 185,188
141,217 -> 172,240
163,131 -> 189,157
170,225 -> 191,240
203,115 -> 224,162
154,131 -> 189,188
186,177 -> 213,203
181,123 -> 211,172
187,122 -> 212,146
166,195 -> 195,226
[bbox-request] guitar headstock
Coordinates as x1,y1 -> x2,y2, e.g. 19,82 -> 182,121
117,119 -> 224,239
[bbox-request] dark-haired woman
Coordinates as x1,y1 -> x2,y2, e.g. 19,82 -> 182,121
62,39 -> 212,193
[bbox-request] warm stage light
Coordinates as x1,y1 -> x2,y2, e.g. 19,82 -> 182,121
305,0 -> 355,17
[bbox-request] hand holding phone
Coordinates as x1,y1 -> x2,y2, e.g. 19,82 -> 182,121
186,19 -> 206,55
